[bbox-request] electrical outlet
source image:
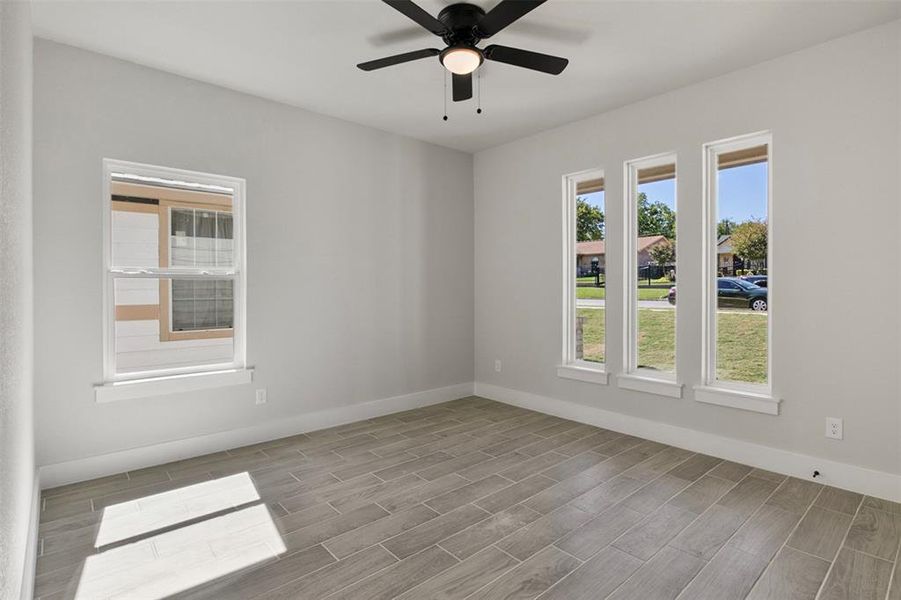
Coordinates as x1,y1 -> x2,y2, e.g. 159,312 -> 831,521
495,359 -> 502,373
255,389 -> 267,405
825,417 -> 843,440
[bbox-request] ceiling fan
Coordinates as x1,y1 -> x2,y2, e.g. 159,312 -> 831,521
358,0 -> 569,102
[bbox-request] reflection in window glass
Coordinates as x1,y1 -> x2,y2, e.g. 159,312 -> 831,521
574,178 -> 605,364
715,144 -> 769,384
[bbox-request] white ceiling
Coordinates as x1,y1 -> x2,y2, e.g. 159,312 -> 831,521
32,0 -> 900,153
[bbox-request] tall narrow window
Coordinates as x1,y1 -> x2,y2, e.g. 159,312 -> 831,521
623,154 -> 677,386
103,160 -> 246,382
703,133 -> 771,391
560,169 -> 607,382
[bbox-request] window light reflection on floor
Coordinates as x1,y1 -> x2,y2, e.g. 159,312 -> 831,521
79,504 -> 284,599
95,472 -> 261,548
77,473 -> 286,600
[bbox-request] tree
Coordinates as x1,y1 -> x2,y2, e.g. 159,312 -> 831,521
576,197 -> 605,241
637,192 -> 676,239
648,241 -> 675,266
731,220 -> 767,267
717,219 -> 737,237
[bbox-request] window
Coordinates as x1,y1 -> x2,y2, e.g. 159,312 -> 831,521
702,132 -> 772,396
162,204 -> 235,340
623,154 -> 678,387
102,160 -> 246,382
560,169 -> 607,383
171,280 -> 234,332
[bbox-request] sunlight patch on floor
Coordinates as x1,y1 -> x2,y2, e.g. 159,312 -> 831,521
77,503 -> 285,600
95,472 -> 261,548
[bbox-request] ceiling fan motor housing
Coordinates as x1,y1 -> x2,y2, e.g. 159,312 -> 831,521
437,3 -> 487,46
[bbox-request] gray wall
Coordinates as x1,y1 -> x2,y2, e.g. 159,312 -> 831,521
33,40 -> 474,468
0,3 -> 35,599
475,22 -> 900,475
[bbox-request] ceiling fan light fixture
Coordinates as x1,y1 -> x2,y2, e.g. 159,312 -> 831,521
440,46 -> 483,75
358,1 -> 569,104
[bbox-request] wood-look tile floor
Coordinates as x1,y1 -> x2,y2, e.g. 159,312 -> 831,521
35,397 -> 901,600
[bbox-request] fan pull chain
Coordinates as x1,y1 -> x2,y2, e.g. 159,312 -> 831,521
477,69 -> 482,114
442,71 -> 448,121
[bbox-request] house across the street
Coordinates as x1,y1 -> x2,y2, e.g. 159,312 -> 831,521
576,235 -> 672,275
718,234 -> 736,275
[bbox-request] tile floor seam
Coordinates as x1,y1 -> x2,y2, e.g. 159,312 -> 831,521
813,488 -> 865,600
882,535 -> 901,600
747,482 -> 828,598
594,469 -> 747,599
671,472 -> 794,600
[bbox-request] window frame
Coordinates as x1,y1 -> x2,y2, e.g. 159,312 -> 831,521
559,167 -> 608,384
700,131 -> 775,400
622,152 -> 679,386
101,159 -> 247,384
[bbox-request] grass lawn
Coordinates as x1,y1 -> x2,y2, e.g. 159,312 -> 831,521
638,309 -> 676,372
717,311 -> 768,383
577,308 -> 767,383
576,286 -> 671,301
578,308 -> 606,364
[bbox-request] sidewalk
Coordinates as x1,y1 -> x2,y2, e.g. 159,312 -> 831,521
577,299 -> 673,309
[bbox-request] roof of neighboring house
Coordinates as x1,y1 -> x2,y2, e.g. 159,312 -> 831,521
576,235 -> 669,257
576,240 -> 605,256
718,235 -> 732,253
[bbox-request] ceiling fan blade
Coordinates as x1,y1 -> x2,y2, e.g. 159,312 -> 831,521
382,0 -> 448,36
357,48 -> 439,71
477,0 -> 546,37
484,44 -> 568,75
367,26 -> 432,48
452,73 -> 473,102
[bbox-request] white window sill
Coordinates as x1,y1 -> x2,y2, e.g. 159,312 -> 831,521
694,385 -> 780,415
95,368 -> 253,403
617,373 -> 683,399
557,364 -> 608,385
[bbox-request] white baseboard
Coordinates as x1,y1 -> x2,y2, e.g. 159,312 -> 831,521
40,382 -> 475,489
475,382 -> 901,502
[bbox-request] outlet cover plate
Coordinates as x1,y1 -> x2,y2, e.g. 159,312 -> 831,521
825,417 -> 843,440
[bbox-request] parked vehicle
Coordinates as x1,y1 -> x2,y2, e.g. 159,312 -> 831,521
721,277 -> 768,310
741,275 -> 768,288
667,277 -> 767,311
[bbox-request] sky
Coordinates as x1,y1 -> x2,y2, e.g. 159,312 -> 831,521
717,162 -> 768,223
579,161 -> 767,223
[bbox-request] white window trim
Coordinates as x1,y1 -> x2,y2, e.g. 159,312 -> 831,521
95,368 -> 254,403
101,159 -> 249,389
558,364 -> 608,385
559,168 -> 608,384
621,152 -> 680,393
618,372 -> 682,398
700,131 -> 780,415
693,384 -> 779,415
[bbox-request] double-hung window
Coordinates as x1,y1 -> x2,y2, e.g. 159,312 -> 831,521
697,132 -> 778,414
101,160 -> 246,388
